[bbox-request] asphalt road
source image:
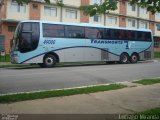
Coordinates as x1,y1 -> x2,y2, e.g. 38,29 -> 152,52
0,61 -> 160,94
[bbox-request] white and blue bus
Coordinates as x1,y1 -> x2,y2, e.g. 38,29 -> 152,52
11,20 -> 154,67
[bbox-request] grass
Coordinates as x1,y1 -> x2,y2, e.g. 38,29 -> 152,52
154,52 -> 160,58
0,84 -> 126,103
0,54 -> 10,62
133,78 -> 160,85
137,107 -> 160,115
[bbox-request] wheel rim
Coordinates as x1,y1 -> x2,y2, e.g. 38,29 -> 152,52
132,55 -> 137,62
122,55 -> 128,63
45,57 -> 54,66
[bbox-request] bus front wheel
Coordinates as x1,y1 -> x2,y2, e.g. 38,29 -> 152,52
120,53 -> 129,64
43,54 -> 57,68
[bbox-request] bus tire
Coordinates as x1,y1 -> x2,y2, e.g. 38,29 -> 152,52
120,53 -> 129,64
43,54 -> 57,68
130,53 -> 139,63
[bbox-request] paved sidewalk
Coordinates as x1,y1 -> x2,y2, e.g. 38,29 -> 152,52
0,83 -> 160,114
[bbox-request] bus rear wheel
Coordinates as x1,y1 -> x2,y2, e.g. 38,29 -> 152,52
130,53 -> 138,63
43,54 -> 57,68
120,53 -> 129,64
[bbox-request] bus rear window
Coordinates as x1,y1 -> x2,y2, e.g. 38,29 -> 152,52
43,24 -> 65,38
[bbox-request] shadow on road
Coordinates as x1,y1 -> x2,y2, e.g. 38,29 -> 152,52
3,60 -> 154,70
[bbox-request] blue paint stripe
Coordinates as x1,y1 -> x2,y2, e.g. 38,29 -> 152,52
21,44 -> 152,64
20,46 -> 119,63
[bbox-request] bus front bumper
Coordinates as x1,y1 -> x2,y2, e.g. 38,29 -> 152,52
11,56 -> 19,64
10,52 -> 19,64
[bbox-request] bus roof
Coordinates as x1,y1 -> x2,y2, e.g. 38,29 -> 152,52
20,20 -> 152,32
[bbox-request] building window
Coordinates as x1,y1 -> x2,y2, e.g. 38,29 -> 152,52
66,9 -> 77,19
92,0 -> 102,5
128,3 -> 136,11
139,21 -> 148,29
108,16 -> 117,25
156,24 -> 160,31
93,15 -> 101,22
44,6 -> 57,17
32,3 -> 38,10
10,2 -> 26,13
8,26 -> 16,32
156,13 -> 160,18
140,7 -> 147,14
128,19 -> 136,27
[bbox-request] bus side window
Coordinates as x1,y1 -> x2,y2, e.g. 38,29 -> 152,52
43,24 -> 64,38
65,26 -> 84,38
103,29 -> 109,39
137,32 -> 145,41
96,29 -> 103,39
131,31 -> 137,41
118,30 -> 125,40
145,32 -> 152,41
84,28 -> 104,39
110,29 -> 117,40
126,31 -> 132,40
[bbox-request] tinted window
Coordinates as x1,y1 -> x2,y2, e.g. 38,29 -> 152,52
85,27 -> 103,39
126,30 -> 137,40
136,31 -> 152,41
65,26 -> 84,38
32,23 -> 40,49
137,31 -> 145,41
145,32 -> 152,41
19,22 -> 40,53
22,23 -> 31,31
43,24 -> 64,37
117,30 -> 127,40
103,29 -> 118,39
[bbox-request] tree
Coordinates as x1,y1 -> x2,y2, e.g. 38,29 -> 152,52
80,0 -> 160,16
1,0 -> 160,16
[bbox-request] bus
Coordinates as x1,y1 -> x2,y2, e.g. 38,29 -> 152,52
10,20 -> 154,68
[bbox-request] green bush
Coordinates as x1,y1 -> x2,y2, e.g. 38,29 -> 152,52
0,54 -> 10,62
154,52 -> 160,58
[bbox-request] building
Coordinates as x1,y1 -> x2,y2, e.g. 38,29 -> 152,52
0,0 -> 160,53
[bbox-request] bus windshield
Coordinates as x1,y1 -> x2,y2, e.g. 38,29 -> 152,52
11,23 -> 21,52
12,22 -> 40,53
